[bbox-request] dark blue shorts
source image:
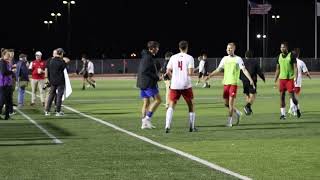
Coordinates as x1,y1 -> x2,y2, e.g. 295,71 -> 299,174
140,87 -> 159,99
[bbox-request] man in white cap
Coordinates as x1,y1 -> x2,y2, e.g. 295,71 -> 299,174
29,51 -> 46,106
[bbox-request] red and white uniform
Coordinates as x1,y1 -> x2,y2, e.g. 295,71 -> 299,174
294,58 -> 308,94
167,52 -> 194,102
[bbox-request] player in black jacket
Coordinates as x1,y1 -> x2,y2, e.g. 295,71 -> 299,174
240,50 -> 265,115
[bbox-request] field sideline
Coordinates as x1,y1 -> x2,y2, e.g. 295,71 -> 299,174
0,77 -> 319,179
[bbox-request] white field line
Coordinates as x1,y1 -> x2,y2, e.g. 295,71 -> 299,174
26,90 -> 251,179
66,96 -> 272,102
63,105 -> 251,180
15,108 -> 63,144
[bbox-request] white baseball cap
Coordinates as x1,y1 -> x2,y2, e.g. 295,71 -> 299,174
35,51 -> 42,56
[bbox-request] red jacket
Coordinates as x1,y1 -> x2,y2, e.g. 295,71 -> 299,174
30,59 -> 46,80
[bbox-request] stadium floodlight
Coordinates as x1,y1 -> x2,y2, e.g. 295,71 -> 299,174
71,1 -> 76,4
256,34 -> 262,39
263,35 -> 267,39
63,1 -> 68,4
276,15 -> 280,18
51,13 -> 55,16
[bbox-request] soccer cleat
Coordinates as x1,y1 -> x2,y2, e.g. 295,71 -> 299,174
234,111 -> 242,125
226,123 -> 232,127
92,83 -> 96,88
165,128 -> 170,133
189,127 -> 198,132
244,106 -> 251,115
280,115 -> 286,120
296,109 -> 301,118
55,111 -> 64,117
45,111 -> 50,116
9,111 -> 16,116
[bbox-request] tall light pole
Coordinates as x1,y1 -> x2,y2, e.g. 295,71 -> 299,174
51,12 -> 62,23
63,0 -> 75,57
44,20 -> 53,31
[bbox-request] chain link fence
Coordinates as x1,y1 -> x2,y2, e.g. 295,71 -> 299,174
67,58 -> 320,74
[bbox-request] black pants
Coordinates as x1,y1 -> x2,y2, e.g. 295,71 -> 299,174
0,86 -> 13,119
46,84 -> 65,113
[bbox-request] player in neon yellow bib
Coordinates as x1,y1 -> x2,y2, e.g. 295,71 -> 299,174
274,42 -> 301,119
206,42 -> 254,127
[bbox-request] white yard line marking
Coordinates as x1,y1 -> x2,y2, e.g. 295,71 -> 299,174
63,105 -> 251,180
15,108 -> 63,144
26,90 -> 251,179
66,96 -> 272,102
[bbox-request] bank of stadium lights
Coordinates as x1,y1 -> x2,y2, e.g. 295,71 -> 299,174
63,1 -> 75,4
51,13 -> 62,23
130,53 -> 137,57
272,15 -> 280,23
44,20 -> 53,30
256,34 -> 267,39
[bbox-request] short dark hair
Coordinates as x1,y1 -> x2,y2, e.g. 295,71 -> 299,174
245,50 -> 253,58
293,48 -> 301,57
147,41 -> 160,49
179,40 -> 188,51
19,53 -> 27,59
281,41 -> 289,48
165,51 -> 173,58
55,48 -> 65,55
82,54 -> 88,59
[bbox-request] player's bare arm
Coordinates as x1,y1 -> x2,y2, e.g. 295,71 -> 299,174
206,67 -> 222,80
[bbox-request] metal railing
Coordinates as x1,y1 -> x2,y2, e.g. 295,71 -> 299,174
67,58 -> 320,74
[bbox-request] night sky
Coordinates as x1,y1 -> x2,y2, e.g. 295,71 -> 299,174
0,0 -> 318,59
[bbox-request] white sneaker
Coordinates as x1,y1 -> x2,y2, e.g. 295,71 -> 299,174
226,118 -> 233,127
45,111 -> 50,116
55,111 -> 64,117
141,118 -> 150,129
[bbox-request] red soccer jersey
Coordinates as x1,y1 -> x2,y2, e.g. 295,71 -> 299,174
30,59 -> 46,79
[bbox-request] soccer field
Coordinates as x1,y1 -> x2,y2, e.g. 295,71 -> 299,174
0,77 -> 319,180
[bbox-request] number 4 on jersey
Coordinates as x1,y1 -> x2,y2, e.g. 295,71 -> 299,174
178,61 -> 183,71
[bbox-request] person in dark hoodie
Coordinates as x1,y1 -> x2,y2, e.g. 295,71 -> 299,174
0,49 -> 15,120
240,50 -> 265,115
16,54 -> 30,108
136,41 -> 161,129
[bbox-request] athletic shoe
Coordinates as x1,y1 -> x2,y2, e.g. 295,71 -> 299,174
189,127 -> 198,132
234,110 -> 242,125
165,128 -> 170,133
296,109 -> 301,118
280,115 -> 286,120
141,118 -> 153,129
55,111 -> 64,117
92,83 -> 96,88
226,118 -> 233,127
9,111 -> 16,116
45,111 -> 50,116
244,106 -> 251,115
